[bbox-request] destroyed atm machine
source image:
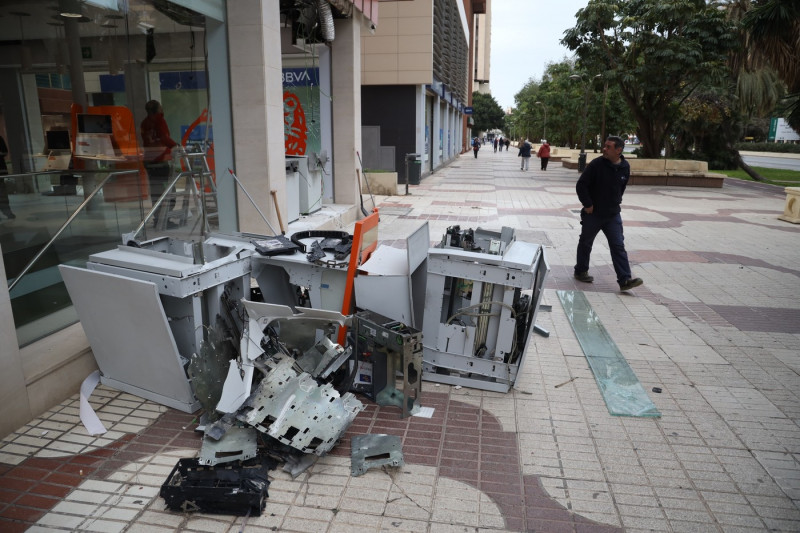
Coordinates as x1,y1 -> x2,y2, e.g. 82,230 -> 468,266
421,226 -> 549,392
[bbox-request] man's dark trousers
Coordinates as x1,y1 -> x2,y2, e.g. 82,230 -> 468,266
575,211 -> 632,283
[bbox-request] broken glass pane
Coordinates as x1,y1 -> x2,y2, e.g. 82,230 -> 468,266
557,290 -> 661,418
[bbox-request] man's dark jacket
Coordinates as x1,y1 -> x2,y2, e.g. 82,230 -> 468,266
576,155 -> 630,216
518,142 -> 532,158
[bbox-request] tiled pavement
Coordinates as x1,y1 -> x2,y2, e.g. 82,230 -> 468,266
2,149 -> 799,532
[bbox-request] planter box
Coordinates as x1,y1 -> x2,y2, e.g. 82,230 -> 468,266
362,172 -> 398,195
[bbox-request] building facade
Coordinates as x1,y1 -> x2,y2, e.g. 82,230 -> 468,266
472,0 -> 491,95
360,0 -> 485,177
0,0 -> 479,438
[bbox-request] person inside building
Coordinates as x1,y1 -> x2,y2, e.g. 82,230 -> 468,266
0,135 -> 15,220
140,100 -> 178,226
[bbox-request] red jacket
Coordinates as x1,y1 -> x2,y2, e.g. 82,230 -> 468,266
537,143 -> 551,158
141,113 -> 177,163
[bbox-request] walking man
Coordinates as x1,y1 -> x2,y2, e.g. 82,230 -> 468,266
518,139 -> 532,171
574,136 -> 643,291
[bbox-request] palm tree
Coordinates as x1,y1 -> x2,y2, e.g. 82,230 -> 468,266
723,0 -> 799,180
741,0 -> 800,105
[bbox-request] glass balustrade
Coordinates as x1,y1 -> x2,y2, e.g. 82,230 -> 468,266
3,169 -> 149,346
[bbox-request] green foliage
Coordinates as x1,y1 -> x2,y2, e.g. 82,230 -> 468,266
712,165 -> 800,186
734,142 -> 800,154
506,59 -> 635,149
562,0 -> 737,158
470,92 -> 505,134
740,0 -> 800,131
672,87 -> 742,169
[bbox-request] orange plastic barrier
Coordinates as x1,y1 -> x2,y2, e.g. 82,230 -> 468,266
337,208 -> 380,345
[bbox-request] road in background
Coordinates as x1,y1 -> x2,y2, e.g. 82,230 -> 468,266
740,153 -> 800,171
623,145 -> 800,171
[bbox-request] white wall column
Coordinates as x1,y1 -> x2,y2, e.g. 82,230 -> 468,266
432,94 -> 442,169
205,17 -> 237,231
415,85 -> 426,169
227,0 -> 284,234
331,16 -> 362,207
446,104 -> 453,160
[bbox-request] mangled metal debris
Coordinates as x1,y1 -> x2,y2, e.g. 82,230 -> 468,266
199,426 -> 257,466
164,301 -> 367,513
234,355 -> 363,455
351,434 -> 404,477
207,301 -> 364,457
160,456 -> 276,515
422,226 -> 550,392
351,310 -> 423,418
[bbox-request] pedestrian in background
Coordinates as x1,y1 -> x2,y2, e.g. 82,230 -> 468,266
574,135 -> 643,292
472,137 -> 481,158
537,139 -> 551,171
493,137 -> 498,152
504,138 -> 510,151
518,139 -> 532,171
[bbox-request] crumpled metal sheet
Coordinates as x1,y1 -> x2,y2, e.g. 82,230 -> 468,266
199,426 -> 258,466
295,336 -> 352,379
211,301 -> 364,457
237,355 -> 363,455
351,434 -> 404,476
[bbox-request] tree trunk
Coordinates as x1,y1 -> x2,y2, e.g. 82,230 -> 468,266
734,150 -> 766,182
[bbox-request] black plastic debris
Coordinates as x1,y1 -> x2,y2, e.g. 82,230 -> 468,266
160,456 -> 277,515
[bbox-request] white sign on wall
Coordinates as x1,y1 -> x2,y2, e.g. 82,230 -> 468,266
769,118 -> 800,142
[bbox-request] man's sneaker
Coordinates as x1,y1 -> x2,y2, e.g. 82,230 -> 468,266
619,278 -> 643,291
574,271 -> 594,283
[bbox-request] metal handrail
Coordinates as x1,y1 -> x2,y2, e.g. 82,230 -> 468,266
7,169 -> 140,292
124,168 -> 200,242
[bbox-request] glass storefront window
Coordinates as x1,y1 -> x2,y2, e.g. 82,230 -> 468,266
0,0 -> 229,346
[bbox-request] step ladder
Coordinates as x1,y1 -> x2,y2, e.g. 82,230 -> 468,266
155,149 -> 218,233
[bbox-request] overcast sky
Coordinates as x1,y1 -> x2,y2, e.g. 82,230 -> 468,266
489,0 -> 589,111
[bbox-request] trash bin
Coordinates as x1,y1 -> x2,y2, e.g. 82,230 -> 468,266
578,152 -> 587,172
405,153 -> 421,185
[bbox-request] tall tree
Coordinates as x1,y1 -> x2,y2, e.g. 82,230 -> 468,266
737,0 -> 800,129
511,60 -> 634,149
470,92 -> 505,134
562,0 -> 737,158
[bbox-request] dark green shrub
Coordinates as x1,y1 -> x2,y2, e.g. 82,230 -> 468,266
734,142 -> 800,154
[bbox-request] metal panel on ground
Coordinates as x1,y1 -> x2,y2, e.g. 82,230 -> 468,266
59,265 -> 200,412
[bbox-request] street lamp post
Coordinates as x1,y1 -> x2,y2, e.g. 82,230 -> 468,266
535,101 -> 546,140
569,73 -> 601,171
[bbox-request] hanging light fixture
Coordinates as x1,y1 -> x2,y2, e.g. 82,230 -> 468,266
59,0 -> 83,18
11,12 -> 33,71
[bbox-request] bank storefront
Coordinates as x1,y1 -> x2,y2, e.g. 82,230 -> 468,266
0,0 -> 233,347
